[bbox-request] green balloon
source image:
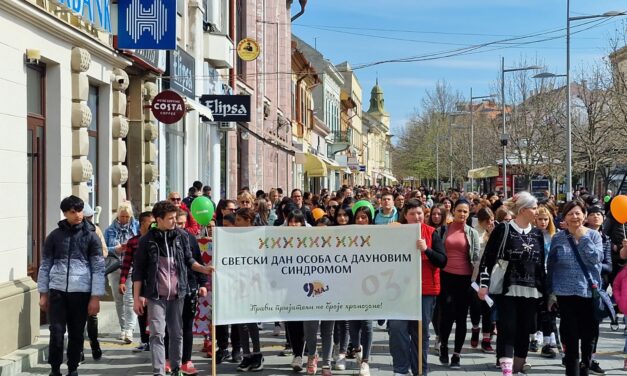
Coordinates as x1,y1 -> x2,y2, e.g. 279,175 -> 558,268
190,196 -> 215,226
352,200 -> 375,219
604,195 -> 611,203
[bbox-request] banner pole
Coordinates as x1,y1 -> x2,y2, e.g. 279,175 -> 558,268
211,226 -> 217,375
418,319 -> 423,376
418,225 -> 422,375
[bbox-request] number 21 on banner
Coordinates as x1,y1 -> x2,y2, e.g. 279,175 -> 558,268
362,269 -> 403,301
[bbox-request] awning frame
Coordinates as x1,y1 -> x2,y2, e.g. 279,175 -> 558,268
186,98 -> 214,121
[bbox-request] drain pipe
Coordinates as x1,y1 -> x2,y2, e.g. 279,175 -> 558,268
291,0 -> 308,21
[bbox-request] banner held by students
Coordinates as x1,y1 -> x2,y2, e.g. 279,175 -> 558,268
213,224 -> 422,325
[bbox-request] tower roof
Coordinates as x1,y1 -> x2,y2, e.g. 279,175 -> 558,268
367,79 -> 389,116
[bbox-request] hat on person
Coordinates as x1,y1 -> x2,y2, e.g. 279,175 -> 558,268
83,202 -> 94,217
312,208 -> 326,221
587,205 -> 604,216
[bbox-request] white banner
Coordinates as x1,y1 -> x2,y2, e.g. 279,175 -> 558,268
213,224 -> 422,325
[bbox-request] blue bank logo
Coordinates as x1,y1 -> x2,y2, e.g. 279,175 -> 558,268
57,0 -> 111,32
117,0 -> 176,50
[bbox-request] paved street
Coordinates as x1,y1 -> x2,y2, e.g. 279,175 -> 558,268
15,302 -> 627,375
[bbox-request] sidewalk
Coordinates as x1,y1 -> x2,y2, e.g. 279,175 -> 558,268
5,300 -> 627,375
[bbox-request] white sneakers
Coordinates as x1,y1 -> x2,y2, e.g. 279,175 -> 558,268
355,350 -> 363,365
333,355 -> 346,371
359,362 -> 370,376
393,373 -> 411,376
291,356 -> 304,372
332,344 -> 340,361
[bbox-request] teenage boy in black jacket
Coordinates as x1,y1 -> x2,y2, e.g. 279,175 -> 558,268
132,201 -> 212,376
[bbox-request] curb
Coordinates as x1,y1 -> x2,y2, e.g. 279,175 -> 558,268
0,301 -> 118,376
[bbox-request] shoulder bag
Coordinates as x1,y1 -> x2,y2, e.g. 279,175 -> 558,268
489,223 -> 510,294
566,231 -> 616,322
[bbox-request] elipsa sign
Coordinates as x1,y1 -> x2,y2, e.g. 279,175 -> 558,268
117,0 -> 176,50
57,0 -> 111,32
199,95 -> 251,122
165,48 -> 195,98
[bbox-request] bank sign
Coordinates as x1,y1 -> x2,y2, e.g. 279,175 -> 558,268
199,95 -> 251,122
57,0 -> 111,32
117,0 -> 176,50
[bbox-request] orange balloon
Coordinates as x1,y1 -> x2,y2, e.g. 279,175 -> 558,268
610,195 -> 627,224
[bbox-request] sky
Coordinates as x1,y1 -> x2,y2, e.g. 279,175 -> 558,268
291,0 -> 627,136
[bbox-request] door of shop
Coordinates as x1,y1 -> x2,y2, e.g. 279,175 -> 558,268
26,65 -> 46,284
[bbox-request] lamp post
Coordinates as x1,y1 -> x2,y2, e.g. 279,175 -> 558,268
469,88 -> 495,192
532,71 -> 566,197
565,2 -> 625,200
501,58 -> 541,200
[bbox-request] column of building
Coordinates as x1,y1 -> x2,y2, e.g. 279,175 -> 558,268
71,47 -> 94,202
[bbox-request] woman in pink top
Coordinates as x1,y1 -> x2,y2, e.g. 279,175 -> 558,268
437,199 -> 480,370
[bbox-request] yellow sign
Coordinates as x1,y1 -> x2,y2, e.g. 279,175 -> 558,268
237,38 -> 260,61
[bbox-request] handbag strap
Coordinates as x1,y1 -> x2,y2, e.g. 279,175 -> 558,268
565,230 -> 597,290
496,222 -> 510,259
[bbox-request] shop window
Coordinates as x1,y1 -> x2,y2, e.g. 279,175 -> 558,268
86,85 -> 99,209
165,120 -> 186,194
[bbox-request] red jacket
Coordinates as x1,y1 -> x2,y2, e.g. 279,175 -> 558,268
181,202 -> 201,235
420,223 -> 446,296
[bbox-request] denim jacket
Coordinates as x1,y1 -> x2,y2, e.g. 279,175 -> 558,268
547,229 -> 603,298
104,218 -> 139,255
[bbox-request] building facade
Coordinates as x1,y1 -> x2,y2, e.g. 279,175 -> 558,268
0,0 -> 132,356
228,0 -> 294,198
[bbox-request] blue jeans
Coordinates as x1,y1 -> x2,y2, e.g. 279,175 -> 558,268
349,320 -> 373,361
389,296 -> 437,375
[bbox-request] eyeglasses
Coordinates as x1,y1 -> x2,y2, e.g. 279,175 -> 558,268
226,208 -> 237,211
170,197 -> 182,202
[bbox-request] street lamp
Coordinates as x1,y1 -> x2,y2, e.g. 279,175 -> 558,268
565,2 -> 625,200
447,111 -> 469,190
531,71 -> 566,197
469,88 -> 495,192
501,58 -> 541,199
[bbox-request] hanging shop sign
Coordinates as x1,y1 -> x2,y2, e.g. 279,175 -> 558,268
134,49 -> 167,71
199,95 -> 251,122
151,90 -> 186,124
117,0 -> 176,50
236,38 -> 261,61
164,48 -> 195,98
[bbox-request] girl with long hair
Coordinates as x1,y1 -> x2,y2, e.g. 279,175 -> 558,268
349,203 -> 375,376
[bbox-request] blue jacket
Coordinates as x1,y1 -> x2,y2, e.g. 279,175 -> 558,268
37,219 -> 106,296
104,218 -> 139,254
547,229 -> 603,298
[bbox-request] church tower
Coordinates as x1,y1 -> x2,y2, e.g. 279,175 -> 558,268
367,79 -> 390,129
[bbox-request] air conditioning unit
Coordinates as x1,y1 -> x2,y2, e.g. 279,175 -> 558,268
218,122 -> 236,132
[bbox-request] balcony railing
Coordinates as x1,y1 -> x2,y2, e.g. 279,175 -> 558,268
332,128 -> 352,143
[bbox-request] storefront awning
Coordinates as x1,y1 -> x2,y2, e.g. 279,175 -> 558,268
303,153 -> 327,177
468,165 -> 499,179
186,98 -> 214,121
381,173 -> 397,182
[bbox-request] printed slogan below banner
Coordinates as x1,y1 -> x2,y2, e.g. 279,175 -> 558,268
213,225 -> 422,325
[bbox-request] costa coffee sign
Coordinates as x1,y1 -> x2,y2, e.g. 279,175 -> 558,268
151,90 -> 186,124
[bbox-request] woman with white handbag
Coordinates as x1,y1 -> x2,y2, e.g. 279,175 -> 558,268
478,192 -> 546,376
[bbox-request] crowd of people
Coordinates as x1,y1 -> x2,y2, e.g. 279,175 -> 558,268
36,182 -> 627,376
